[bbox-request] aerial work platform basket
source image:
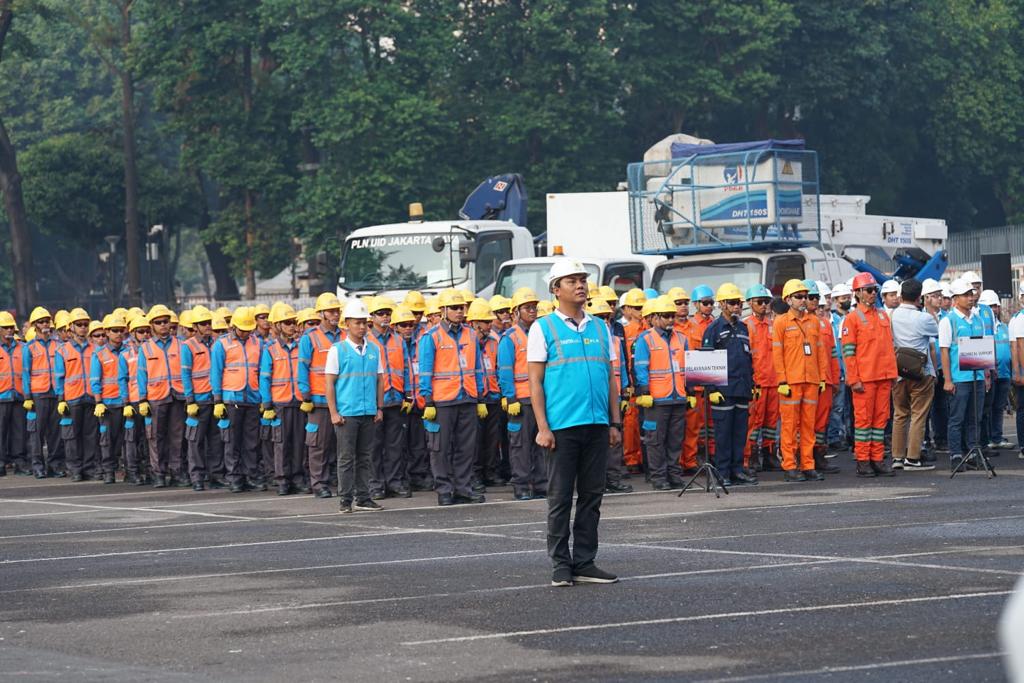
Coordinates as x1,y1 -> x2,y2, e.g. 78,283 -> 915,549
627,139 -> 821,256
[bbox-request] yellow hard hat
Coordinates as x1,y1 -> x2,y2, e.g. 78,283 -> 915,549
537,301 -> 554,317
716,282 -> 743,302
368,296 -> 397,314
437,289 -> 466,308
68,307 -> 90,324
642,295 -> 676,318
586,298 -> 612,316
128,315 -> 150,332
457,287 -> 475,301
215,306 -> 232,319
102,313 -> 128,330
391,306 -> 416,325
269,302 -> 298,323
510,287 -> 540,310
128,307 -> 146,319
54,310 -> 70,330
252,303 -> 271,317
190,305 -> 213,324
587,283 -> 601,299
168,310 -> 179,324
147,304 -> 174,323
315,292 -> 342,312
466,299 -> 495,322
622,288 -> 647,308
424,297 -> 440,316
599,285 -> 618,304
403,291 -> 427,312
782,278 -> 810,299
29,306 -> 51,325
296,307 -> 320,325
112,307 -> 129,319
25,328 -> 36,341
211,314 -> 228,332
489,295 -> 511,312
87,321 -> 105,336
667,286 -> 689,302
178,310 -> 194,328
0,311 -> 16,327
232,307 -> 257,332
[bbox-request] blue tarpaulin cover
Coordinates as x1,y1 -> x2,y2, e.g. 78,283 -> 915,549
671,139 -> 805,159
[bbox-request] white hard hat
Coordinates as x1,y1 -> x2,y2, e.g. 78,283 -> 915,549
941,284 -> 953,298
920,278 -> 942,296
546,258 -> 588,289
831,283 -> 852,297
962,270 -> 982,284
343,299 -> 369,319
950,279 -> 974,296
880,279 -> 901,295
979,289 -> 999,307
815,281 -> 831,297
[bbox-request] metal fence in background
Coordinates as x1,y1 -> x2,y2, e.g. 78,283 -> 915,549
947,224 -> 1024,312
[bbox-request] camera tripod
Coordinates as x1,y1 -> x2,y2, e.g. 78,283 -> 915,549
679,388 -> 729,498
950,377 -> 996,479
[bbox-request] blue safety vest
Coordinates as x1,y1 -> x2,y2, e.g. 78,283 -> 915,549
995,321 -> 1011,379
538,314 -> 611,431
331,341 -> 380,417
948,311 -> 986,384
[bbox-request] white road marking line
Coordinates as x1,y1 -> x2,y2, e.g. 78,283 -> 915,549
703,651 -> 1003,682
400,590 -> 1013,645
0,498 -> 257,521
0,519 -> 249,540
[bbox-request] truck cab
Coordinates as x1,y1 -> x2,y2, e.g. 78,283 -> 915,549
651,250 -> 807,296
494,255 -> 664,299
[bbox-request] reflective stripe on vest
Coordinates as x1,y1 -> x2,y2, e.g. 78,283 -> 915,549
308,328 -> 338,398
28,340 -> 56,394
429,326 -> 478,403
639,328 -> 686,399
0,342 -> 21,395
125,346 -> 141,404
269,342 -> 301,404
142,338 -> 184,401
184,337 -> 213,395
59,341 -> 93,401
540,314 -> 611,430
95,347 -> 121,401
479,335 -> 499,395
220,336 -> 261,392
369,330 -> 405,395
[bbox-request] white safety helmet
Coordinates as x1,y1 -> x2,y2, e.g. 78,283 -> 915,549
949,279 -> 973,296
880,279 -> 901,295
546,258 -> 589,290
941,284 -> 953,298
831,283 -> 852,298
978,289 -> 1000,307
815,281 -> 831,297
343,299 -> 369,319
920,278 -> 942,296
962,270 -> 982,285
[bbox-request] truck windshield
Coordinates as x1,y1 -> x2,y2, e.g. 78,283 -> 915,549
340,233 -> 468,291
653,260 -> 763,295
495,263 -> 600,298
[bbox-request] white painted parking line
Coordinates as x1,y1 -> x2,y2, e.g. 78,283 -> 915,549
0,498 -> 257,521
400,590 -> 1012,645
703,651 -> 1003,682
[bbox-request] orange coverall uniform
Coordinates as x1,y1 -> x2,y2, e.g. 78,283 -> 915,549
772,310 -> 828,471
841,304 -> 898,462
682,313 -> 715,467
815,313 -> 841,449
623,318 -> 647,468
744,313 -> 778,467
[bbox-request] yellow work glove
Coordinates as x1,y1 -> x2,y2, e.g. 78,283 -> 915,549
22,399 -> 34,411
818,381 -> 826,394
423,406 -> 437,421
777,384 -> 792,397
619,399 -> 629,415
262,408 -> 276,421
507,401 -> 522,417
138,401 -> 150,417
636,395 -> 654,409
501,397 -> 508,412
57,401 -> 69,415
186,403 -> 199,417
401,400 -> 413,414
123,405 -> 135,418
213,403 -> 227,419
752,386 -> 762,400
476,404 -> 488,420
709,391 -> 724,405
93,403 -> 107,418
687,395 -> 697,409
299,401 -> 314,413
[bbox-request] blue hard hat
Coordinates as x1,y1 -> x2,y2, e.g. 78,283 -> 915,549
802,279 -> 819,296
644,287 -> 659,299
744,284 -> 771,301
691,284 -> 714,301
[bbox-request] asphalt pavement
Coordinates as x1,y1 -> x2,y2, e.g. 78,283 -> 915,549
1,440 -> 1022,682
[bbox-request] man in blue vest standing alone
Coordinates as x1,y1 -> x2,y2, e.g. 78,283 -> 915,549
529,259 -> 622,587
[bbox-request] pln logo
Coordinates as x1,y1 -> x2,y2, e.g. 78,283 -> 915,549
723,165 -> 744,185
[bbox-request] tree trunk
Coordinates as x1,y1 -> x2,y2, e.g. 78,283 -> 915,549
193,168 -> 238,300
241,44 -> 256,299
119,3 -> 142,306
0,7 -> 34,317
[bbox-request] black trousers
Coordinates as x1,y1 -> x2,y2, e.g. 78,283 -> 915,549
98,410 -> 125,476
64,402 -> 99,477
546,424 -> 609,573
642,403 -> 687,486
123,411 -> 147,478
0,401 -> 27,469
337,416 -> 376,504
29,396 -> 65,473
273,405 -> 307,488
224,403 -> 260,485
430,403 -> 477,497
148,399 -> 185,477
405,408 -> 432,487
306,407 -> 337,493
509,403 -> 546,494
186,403 -> 223,483
712,396 -> 749,478
372,405 -> 407,493
474,400 -> 502,483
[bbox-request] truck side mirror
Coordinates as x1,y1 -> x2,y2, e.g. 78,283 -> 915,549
458,236 -> 479,266
431,236 -> 447,253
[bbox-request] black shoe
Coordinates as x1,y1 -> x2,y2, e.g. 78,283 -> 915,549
133,475 -> 147,486
338,501 -> 353,514
531,490 -> 546,500
471,480 -> 486,493
71,473 -> 84,482
667,478 -> 686,489
454,493 -> 485,504
802,469 -> 825,481
732,471 -> 759,485
277,484 -> 291,496
176,477 -> 191,488
103,473 -> 116,484
437,493 -> 455,506
192,481 -> 205,491
49,469 -> 67,478
856,460 -> 875,477
316,488 -> 333,499
354,499 -> 383,512
393,487 -> 412,498
153,476 -> 168,488
605,481 -> 634,493
871,460 -> 896,477
230,482 -> 246,493
682,467 -> 699,476
719,478 -> 732,487
207,479 -> 227,490
551,568 -> 573,587
410,480 -> 435,492
783,469 -> 806,482
571,565 -> 618,584
514,490 -> 533,501
815,454 -> 840,474
652,481 -> 672,491
34,469 -> 46,479
370,489 -> 387,500
252,480 -> 268,492
298,485 -> 313,494
484,478 -> 508,487
903,458 -> 936,471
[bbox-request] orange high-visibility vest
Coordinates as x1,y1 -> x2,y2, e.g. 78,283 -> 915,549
509,325 -> 531,400
479,333 -> 499,396
308,327 -> 346,398
638,328 -> 687,399
124,345 -> 141,404
93,346 -> 122,402
220,336 -> 261,392
141,338 -> 185,401
58,341 -> 93,402
184,337 -> 213,395
369,329 -> 405,395
27,339 -> 57,395
0,341 -> 23,396
268,341 -> 301,404
428,325 -> 478,403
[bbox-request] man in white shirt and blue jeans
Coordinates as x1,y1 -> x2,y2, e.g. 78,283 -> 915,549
890,278 -> 938,470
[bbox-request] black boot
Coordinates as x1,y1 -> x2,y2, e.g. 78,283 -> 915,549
761,446 -> 782,472
856,460 -> 875,477
814,446 -> 840,474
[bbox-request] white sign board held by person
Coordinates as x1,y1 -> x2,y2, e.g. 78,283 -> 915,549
959,336 -> 995,371
685,350 -> 728,389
